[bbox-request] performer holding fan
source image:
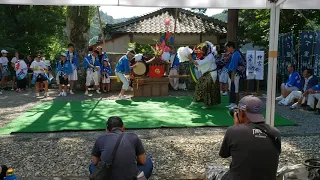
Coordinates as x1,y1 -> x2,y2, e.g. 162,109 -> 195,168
182,41 -> 221,108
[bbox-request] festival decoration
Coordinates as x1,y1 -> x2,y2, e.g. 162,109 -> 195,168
177,46 -> 193,62
154,17 -> 175,61
149,65 -> 165,78
165,18 -> 170,27
161,52 -> 171,61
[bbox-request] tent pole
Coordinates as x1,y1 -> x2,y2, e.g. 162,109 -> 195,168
276,0 -> 287,7
266,3 -> 280,126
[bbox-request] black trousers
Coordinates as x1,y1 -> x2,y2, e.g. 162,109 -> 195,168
17,78 -> 27,89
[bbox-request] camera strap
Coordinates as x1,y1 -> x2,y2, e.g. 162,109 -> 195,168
247,123 -> 281,154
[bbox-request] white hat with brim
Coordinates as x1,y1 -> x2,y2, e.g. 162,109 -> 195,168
61,53 -> 67,57
1,50 -> 8,54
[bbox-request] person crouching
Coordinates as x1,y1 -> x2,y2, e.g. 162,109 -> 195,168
83,50 -> 101,95
30,55 -> 50,97
57,53 -> 73,96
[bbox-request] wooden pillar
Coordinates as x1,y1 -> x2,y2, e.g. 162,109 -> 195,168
227,9 -> 239,46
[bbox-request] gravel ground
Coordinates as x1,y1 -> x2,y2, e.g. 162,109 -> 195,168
0,89 -> 320,180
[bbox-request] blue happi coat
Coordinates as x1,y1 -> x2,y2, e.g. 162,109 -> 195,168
115,55 -> 130,73
83,55 -> 101,70
66,51 -> 79,71
170,53 -> 180,70
57,60 -> 73,77
285,71 -> 302,89
312,83 -> 320,91
101,62 -> 112,78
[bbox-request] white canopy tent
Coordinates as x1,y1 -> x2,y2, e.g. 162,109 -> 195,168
0,0 -> 319,9
0,0 -> 319,126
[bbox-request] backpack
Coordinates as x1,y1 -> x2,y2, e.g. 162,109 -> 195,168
235,50 -> 247,79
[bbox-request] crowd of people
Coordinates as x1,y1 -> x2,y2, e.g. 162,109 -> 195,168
276,64 -> 320,114
3,40 -> 318,179
88,95 -> 282,180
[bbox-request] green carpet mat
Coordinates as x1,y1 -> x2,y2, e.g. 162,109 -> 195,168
0,96 -> 295,134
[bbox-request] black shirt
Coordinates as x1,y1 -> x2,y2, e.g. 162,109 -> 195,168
219,123 -> 281,180
91,129 -> 145,180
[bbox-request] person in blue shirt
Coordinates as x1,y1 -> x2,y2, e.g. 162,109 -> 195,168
96,46 -> 109,65
97,46 -> 109,91
115,50 -> 136,100
83,50 -> 101,95
57,53 -> 73,97
278,69 -> 318,107
276,64 -> 302,101
66,43 -> 79,95
101,59 -> 112,93
306,83 -> 320,114
225,41 -> 243,109
169,47 -> 180,90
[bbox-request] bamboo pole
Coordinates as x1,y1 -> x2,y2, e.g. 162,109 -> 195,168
97,6 -> 107,51
173,8 -> 178,38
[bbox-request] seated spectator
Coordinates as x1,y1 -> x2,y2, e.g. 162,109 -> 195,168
276,64 -> 302,101
306,83 -> 320,114
204,95 -> 281,180
278,69 -> 318,107
89,116 -> 153,179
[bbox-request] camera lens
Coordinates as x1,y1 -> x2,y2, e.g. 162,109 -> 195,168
229,109 -> 235,117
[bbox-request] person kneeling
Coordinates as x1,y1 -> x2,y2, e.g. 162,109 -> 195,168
203,95 -> 281,180
57,53 -> 73,96
89,116 -> 153,180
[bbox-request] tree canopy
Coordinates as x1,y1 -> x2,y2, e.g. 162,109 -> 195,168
238,9 -> 320,47
0,5 -> 67,59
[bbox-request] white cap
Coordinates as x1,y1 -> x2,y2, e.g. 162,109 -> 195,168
1,50 -> 8,54
61,53 -> 67,57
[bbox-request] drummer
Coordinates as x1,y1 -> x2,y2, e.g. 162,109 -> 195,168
129,54 -> 144,88
115,50 -> 136,100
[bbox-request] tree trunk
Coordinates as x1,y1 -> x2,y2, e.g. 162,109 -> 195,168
66,6 -> 90,89
227,9 -> 239,47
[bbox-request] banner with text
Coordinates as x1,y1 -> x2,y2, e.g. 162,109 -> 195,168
299,31 -> 315,73
278,34 -> 285,75
246,50 -> 256,80
255,51 -> 265,80
314,31 -> 320,77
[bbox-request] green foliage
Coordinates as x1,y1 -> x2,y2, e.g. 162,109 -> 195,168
238,9 -> 320,47
190,8 -> 207,14
89,10 -> 132,45
0,5 -> 67,60
128,42 -> 155,55
212,11 -> 228,23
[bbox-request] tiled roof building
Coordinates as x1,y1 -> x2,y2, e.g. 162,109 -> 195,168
91,8 -> 227,53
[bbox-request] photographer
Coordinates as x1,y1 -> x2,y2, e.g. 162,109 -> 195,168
204,95 -> 281,180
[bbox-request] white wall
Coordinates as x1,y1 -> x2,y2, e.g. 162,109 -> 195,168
106,35 -> 130,53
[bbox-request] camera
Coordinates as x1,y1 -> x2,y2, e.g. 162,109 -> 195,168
229,108 -> 237,117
